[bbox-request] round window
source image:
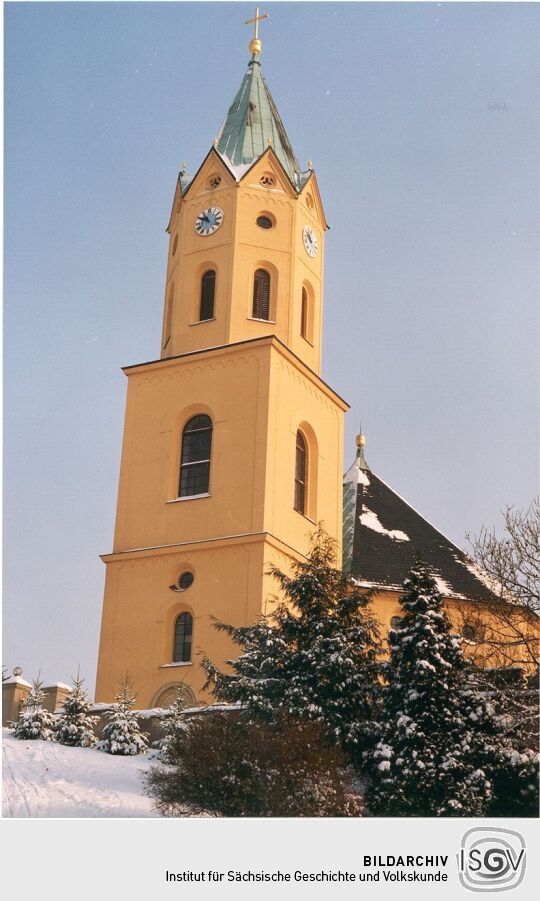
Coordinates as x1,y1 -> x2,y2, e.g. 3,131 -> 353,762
390,616 -> 402,629
178,571 -> 194,591
256,215 -> 274,230
463,624 -> 476,641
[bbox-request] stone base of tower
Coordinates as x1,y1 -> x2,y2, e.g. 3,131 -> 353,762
95,533 -> 302,708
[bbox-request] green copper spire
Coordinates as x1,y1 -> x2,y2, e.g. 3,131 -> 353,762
216,55 -> 301,185
355,432 -> 370,471
342,433 -> 370,573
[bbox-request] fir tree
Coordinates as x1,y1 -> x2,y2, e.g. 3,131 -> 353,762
55,672 -> 98,747
203,527 -> 382,760
366,562 -> 498,817
480,668 -> 539,817
11,676 -> 56,741
97,676 -> 149,756
159,684 -> 193,762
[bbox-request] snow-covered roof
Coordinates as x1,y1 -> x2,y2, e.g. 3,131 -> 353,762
3,676 -> 31,687
343,441 -> 496,603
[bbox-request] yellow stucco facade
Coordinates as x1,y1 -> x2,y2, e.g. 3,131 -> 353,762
96,139 -> 348,707
161,149 -> 326,373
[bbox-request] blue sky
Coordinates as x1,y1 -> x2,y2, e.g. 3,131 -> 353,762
4,2 -> 539,690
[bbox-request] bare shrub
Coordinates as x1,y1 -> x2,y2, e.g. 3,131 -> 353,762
145,712 -> 362,817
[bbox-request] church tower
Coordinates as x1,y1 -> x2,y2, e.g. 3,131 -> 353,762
95,16 -> 348,707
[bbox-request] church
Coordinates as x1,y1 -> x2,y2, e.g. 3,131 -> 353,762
95,16 -> 492,709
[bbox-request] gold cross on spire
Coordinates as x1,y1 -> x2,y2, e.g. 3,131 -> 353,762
245,7 -> 269,56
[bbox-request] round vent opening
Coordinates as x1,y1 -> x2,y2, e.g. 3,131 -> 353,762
256,215 -> 274,230
178,571 -> 194,591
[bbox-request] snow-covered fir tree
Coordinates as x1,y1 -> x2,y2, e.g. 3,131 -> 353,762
366,562 -> 500,817
97,677 -> 148,756
483,668 -> 539,817
12,676 -> 57,741
55,672 -> 98,747
203,528 -> 382,760
159,684 -> 193,761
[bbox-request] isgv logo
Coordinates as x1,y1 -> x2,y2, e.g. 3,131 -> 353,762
458,827 -> 526,892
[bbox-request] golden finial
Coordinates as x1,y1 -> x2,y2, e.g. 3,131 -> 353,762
245,7 -> 269,56
356,433 -> 366,448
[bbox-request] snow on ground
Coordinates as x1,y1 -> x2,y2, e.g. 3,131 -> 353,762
2,728 -> 161,818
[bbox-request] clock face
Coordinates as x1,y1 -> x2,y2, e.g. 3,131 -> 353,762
303,225 -> 318,258
194,207 -> 224,236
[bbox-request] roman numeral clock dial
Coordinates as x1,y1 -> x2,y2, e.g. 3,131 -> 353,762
194,207 -> 224,236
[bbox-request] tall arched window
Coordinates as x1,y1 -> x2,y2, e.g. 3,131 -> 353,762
301,287 -> 309,339
294,430 -> 307,514
163,283 -> 174,350
199,270 -> 216,321
179,414 -> 213,497
252,269 -> 270,320
173,612 -> 193,663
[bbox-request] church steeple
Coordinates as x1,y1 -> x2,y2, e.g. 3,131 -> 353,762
96,11 -> 348,709
162,14 -> 328,372
214,7 -> 302,185
216,54 -> 302,185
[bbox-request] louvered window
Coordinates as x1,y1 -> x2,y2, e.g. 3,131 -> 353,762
179,414 -> 212,497
173,612 -> 193,663
252,269 -> 270,320
199,270 -> 216,321
294,431 -> 307,514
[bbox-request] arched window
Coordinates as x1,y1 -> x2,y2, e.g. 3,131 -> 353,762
294,430 -> 307,514
252,269 -> 270,320
199,270 -> 216,321
163,283 -> 174,350
173,612 -> 193,663
179,414 -> 213,497
301,284 -> 314,342
301,287 -> 309,339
